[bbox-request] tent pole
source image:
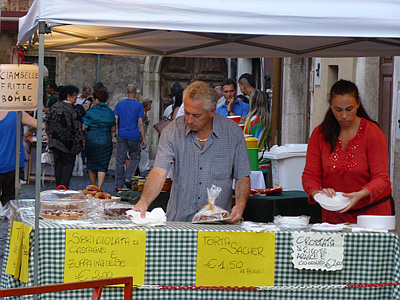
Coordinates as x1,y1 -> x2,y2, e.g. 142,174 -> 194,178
270,58 -> 282,147
96,54 -> 100,82
14,112 -> 21,201
33,21 -> 45,293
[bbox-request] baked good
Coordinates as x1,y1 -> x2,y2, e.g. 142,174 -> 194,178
192,212 -> 229,223
94,192 -> 112,200
86,185 -> 101,193
104,205 -> 134,216
40,209 -> 87,219
81,189 -> 97,197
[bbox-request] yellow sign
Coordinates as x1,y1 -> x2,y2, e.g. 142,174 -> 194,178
64,229 -> 146,284
196,231 -> 275,287
20,225 -> 33,283
5,221 -> 24,278
0,64 -> 39,111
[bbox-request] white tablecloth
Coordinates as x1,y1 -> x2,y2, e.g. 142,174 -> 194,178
232,170 -> 265,189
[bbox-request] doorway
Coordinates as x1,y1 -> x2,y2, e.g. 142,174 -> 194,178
159,57 -> 228,119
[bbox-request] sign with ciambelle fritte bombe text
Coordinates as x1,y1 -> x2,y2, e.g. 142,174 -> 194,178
0,64 -> 38,111
291,232 -> 345,271
196,231 -> 275,287
64,229 -> 146,285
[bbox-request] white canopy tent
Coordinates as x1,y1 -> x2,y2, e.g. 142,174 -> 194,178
18,0 -> 400,58
17,0 -> 400,287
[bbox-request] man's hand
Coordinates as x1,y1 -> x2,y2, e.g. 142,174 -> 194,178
226,205 -> 245,224
133,167 -> 168,218
132,200 -> 149,218
141,139 -> 147,150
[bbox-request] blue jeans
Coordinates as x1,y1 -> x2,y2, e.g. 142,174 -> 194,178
115,137 -> 141,189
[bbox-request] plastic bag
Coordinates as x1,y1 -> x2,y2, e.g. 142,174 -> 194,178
41,146 -> 54,166
192,185 -> 230,223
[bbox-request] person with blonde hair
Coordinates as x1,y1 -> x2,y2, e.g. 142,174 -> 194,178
243,89 -> 271,151
133,81 -> 251,223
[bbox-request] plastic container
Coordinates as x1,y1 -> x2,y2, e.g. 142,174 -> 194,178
247,148 -> 259,171
245,137 -> 258,148
228,116 -> 241,124
40,186 -> 88,219
263,144 -> 307,191
357,215 -> 395,230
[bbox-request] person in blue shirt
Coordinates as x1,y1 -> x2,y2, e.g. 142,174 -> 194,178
216,78 -> 250,118
0,111 -> 40,206
114,84 -> 146,190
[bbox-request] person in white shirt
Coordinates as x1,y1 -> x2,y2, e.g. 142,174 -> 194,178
76,86 -> 92,111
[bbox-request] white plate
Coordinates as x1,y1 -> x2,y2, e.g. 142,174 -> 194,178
314,192 -> 350,211
311,223 -> 344,231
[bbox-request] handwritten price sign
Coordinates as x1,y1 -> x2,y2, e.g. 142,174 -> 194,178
196,231 -> 275,287
0,64 -> 39,111
291,232 -> 345,271
64,229 -> 146,284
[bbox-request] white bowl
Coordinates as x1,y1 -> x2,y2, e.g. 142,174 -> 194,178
357,215 -> 395,230
314,192 -> 350,211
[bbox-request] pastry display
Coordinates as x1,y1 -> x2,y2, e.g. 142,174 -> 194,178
40,187 -> 88,220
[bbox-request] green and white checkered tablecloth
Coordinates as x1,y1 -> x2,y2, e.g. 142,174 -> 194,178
1,214 -> 400,300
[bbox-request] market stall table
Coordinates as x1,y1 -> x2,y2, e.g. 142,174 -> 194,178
118,190 -> 322,224
1,200 -> 399,300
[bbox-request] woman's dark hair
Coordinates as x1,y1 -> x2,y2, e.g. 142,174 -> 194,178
320,79 -> 377,152
59,85 -> 79,101
93,88 -> 109,103
237,94 -> 249,104
173,90 -> 183,110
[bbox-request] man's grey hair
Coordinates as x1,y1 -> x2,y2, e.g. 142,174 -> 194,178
127,83 -> 137,94
183,81 -> 218,112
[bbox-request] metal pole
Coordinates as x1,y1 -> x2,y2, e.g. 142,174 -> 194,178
271,58 -> 282,147
96,54 -> 100,82
33,21 -> 45,292
260,58 -> 265,92
14,112 -> 21,201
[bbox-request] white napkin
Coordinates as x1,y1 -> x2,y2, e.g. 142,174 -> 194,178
126,207 -> 167,226
311,223 -> 347,231
241,221 -> 280,232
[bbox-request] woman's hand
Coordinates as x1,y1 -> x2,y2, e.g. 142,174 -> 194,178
339,189 -> 369,213
311,188 -> 336,199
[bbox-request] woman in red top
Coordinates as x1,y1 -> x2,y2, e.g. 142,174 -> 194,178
302,80 -> 394,224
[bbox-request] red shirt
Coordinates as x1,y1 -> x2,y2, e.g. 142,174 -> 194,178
302,118 -> 392,224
